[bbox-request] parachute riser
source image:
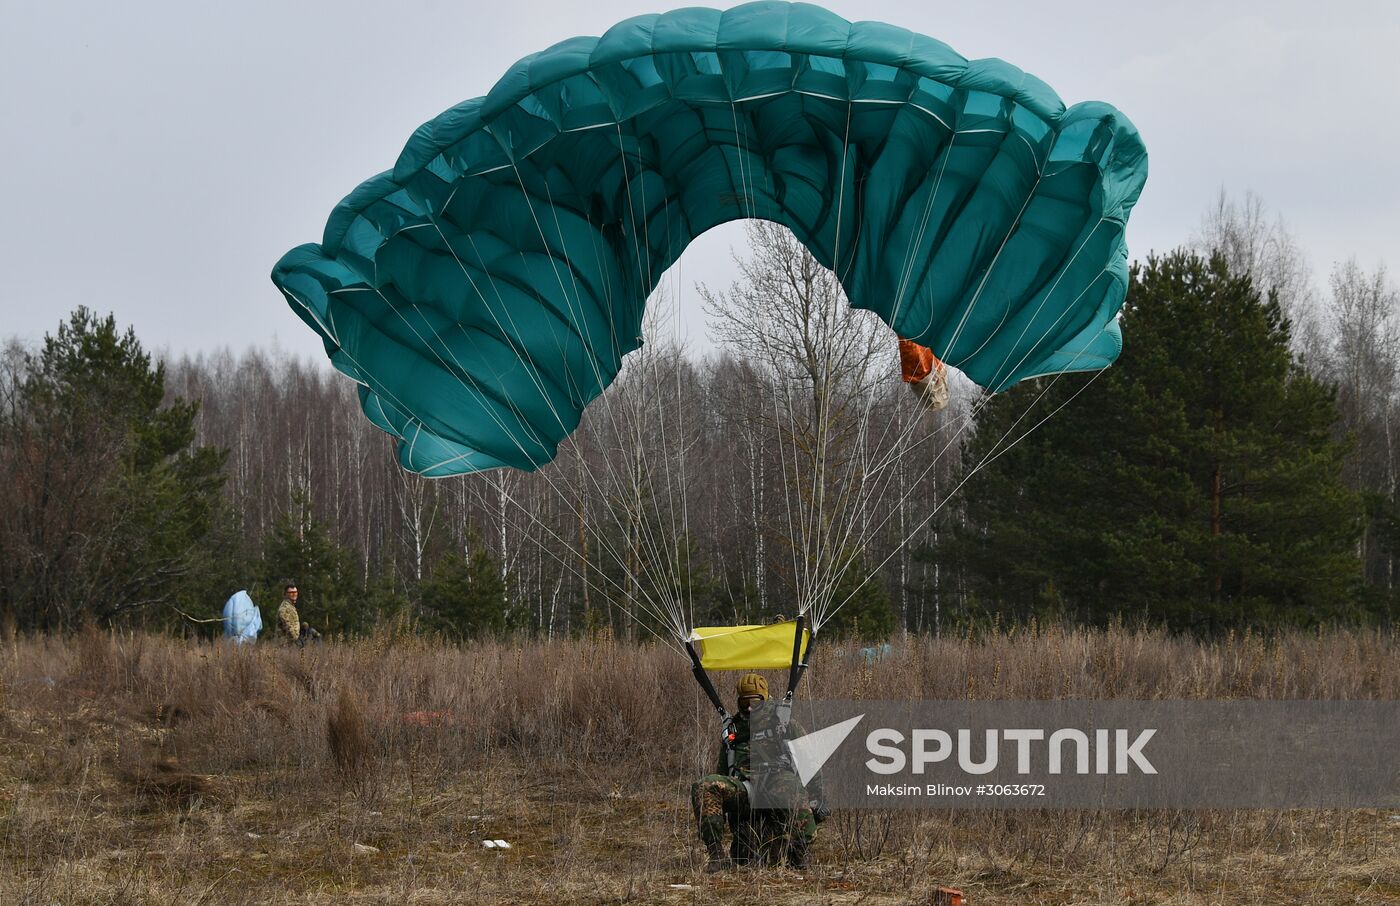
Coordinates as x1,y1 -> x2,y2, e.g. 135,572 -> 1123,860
685,640 -> 731,724
783,614 -> 812,703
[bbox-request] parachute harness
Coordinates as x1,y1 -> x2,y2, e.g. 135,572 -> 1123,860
686,614 -> 812,778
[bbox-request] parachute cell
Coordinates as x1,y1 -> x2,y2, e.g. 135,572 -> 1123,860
273,1 -> 1147,478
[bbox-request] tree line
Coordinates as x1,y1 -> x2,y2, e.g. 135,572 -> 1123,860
1,196 -> 1395,637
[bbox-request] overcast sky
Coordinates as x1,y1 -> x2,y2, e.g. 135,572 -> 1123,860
2,1 -> 1396,361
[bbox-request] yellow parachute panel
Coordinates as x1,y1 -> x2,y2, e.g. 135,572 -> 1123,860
689,621 -> 810,671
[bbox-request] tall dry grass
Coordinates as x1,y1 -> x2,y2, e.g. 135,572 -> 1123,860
0,626 -> 1396,904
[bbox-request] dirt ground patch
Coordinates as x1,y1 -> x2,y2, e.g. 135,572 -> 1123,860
1,630 -> 1397,904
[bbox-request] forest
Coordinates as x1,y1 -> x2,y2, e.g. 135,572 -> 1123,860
1,195 -> 1396,638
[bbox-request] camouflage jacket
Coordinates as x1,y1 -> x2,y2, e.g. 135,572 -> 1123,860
716,704 -> 826,802
276,600 -> 300,640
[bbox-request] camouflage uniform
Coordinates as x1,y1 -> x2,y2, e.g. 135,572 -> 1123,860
690,703 -> 823,864
276,599 -> 301,642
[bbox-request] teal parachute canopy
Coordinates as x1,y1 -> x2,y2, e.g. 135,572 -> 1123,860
273,1 -> 1147,477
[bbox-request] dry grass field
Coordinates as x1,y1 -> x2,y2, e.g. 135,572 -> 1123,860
1,625 -> 1397,905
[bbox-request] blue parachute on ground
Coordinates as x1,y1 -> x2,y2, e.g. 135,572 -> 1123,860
222,590 -> 263,643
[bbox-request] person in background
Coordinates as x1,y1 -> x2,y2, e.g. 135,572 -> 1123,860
277,583 -> 302,644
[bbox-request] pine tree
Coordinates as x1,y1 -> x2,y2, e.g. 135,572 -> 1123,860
820,562 -> 897,641
259,492 -> 362,634
418,543 -> 508,641
0,308 -> 226,630
952,251 -> 1364,630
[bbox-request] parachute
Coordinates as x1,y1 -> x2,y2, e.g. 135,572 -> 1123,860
222,590 -> 262,643
272,2 -> 1146,694
272,0 -> 1146,480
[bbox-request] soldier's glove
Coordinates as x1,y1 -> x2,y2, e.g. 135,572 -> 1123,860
812,801 -> 832,824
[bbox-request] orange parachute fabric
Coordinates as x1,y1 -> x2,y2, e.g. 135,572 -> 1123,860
899,338 -> 945,384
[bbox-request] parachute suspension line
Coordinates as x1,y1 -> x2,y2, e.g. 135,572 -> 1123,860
625,115 -> 688,604
505,141 -> 701,640
799,98 -> 856,629
812,102 -> 851,616
815,321 -> 1112,629
983,217 -> 1111,392
662,194 -> 698,636
413,200 -> 694,641
739,307 -> 801,618
538,182 -> 651,627
793,126 -> 1024,597
809,100 -> 855,596
638,190 -> 693,637
809,264 -> 1114,630
934,167 -> 1047,365
630,122 -> 658,299
769,102 -> 846,627
773,156 -> 817,617
570,201 -> 697,632
805,385 -> 983,630
568,199 -> 704,643
534,179 -> 688,638
615,124 -> 653,309
740,98 -> 814,620
807,153 -> 1092,630
611,120 -> 696,635
837,132 -> 958,474
465,479 -> 688,655
828,128 -> 958,509
528,119 -> 712,640
768,346 -> 809,623
821,185 -> 959,498
795,141 -> 1056,600
724,91 -> 810,619
634,313 -> 688,633
794,99 -> 947,637
728,100 -> 756,222
803,154 -> 977,628
889,133 -> 956,331
303,298 -> 686,652
614,122 -> 693,635
728,89 -> 822,620
580,206 -> 625,371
